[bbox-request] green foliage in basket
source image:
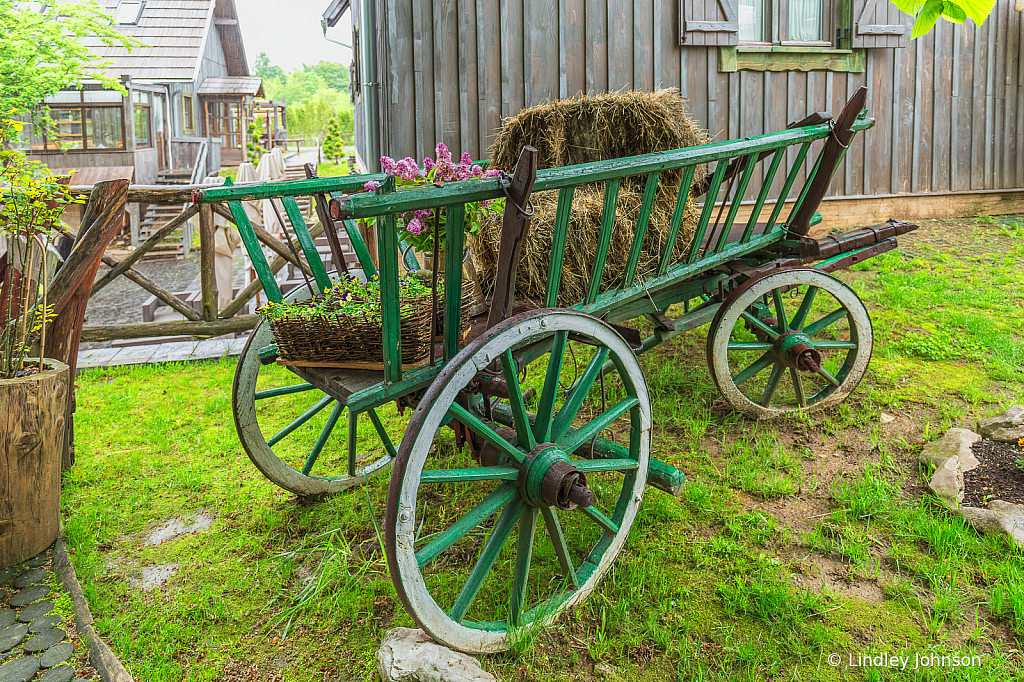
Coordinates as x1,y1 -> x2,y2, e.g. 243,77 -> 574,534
257,274 -> 442,324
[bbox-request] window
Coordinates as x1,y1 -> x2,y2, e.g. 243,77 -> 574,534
182,95 -> 194,133
114,0 -> 143,25
34,90 -> 125,152
735,0 -> 833,46
133,90 -> 151,148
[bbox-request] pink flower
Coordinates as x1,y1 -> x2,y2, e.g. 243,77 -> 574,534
461,152 -> 473,166
380,156 -> 397,174
471,165 -> 483,177
483,168 -> 502,178
363,180 -> 381,192
435,142 -> 452,164
423,157 -> 435,172
406,217 -> 424,235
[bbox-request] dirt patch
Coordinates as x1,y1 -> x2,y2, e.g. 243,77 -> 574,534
963,439 -> 1024,507
144,511 -> 216,546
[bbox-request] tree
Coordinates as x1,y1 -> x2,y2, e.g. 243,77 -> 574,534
304,61 -> 350,94
892,0 -> 996,38
0,0 -> 140,138
245,121 -> 263,165
322,117 -> 344,163
253,52 -> 286,84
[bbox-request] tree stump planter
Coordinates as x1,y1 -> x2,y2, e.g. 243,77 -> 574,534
0,359 -> 69,568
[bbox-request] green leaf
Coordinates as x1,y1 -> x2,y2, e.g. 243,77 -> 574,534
940,2 -> 968,22
911,0 -> 943,38
891,0 -> 927,13
953,0 -> 997,24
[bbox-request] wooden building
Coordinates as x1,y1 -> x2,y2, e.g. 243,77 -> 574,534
28,0 -> 264,182
326,0 -> 1024,222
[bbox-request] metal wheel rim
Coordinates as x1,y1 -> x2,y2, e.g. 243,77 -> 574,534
232,281 -> 393,495
707,268 -> 873,418
385,310 -> 651,653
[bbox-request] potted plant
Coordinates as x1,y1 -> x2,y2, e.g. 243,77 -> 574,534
1,117 -> 80,568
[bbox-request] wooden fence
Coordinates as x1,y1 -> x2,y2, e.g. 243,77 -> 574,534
72,184 -> 327,343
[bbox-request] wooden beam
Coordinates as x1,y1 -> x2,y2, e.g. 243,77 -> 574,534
199,203 -> 217,321
100,256 -> 202,321
211,202 -> 316,278
81,315 -> 259,342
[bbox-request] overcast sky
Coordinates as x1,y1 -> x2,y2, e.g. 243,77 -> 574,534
235,0 -> 353,72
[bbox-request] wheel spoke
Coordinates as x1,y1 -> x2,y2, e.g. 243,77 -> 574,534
541,506 -> 578,588
500,350 -> 536,451
533,331 -> 569,443
417,483 -> 518,568
421,466 -> 520,484
811,340 -> 857,350
448,402 -> 524,463
448,497 -> 523,623
255,382 -> 316,400
266,394 -> 334,446
740,311 -> 779,340
758,362 -> 785,407
727,341 -> 773,351
551,347 -> 611,442
815,366 -> 842,387
509,506 -> 539,625
790,367 -> 807,408
733,351 -> 774,385
575,458 -> 640,473
771,289 -> 788,332
557,397 -> 638,454
579,505 -> 620,535
803,308 -> 848,336
300,401 -> 345,476
790,285 -> 818,330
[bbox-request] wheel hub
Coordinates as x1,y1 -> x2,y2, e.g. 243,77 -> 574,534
774,331 -> 823,372
518,444 -> 595,510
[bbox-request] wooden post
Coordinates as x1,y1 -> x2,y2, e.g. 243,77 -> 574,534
199,203 -> 217,321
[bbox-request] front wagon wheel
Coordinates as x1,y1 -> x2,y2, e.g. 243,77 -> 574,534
384,310 -> 651,653
707,268 -> 873,418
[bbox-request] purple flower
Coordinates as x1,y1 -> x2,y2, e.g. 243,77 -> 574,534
363,179 -> 381,192
380,156 -> 397,174
461,152 -> 473,166
407,217 -> 424,235
471,165 -> 483,177
435,142 -> 452,164
423,157 -> 435,172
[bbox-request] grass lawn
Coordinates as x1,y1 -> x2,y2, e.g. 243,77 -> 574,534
63,215 -> 1024,681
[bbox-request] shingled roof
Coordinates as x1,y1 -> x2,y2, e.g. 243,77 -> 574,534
75,0 -> 249,82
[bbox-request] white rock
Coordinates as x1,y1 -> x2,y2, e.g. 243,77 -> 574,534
879,412 -> 896,423
928,456 -> 965,507
918,428 -> 981,472
376,628 -> 495,682
958,501 -> 1024,549
978,406 -> 1024,443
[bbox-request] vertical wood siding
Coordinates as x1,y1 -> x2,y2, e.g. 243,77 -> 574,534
380,0 -> 1023,196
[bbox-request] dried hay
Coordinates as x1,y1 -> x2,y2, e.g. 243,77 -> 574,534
473,89 -> 709,306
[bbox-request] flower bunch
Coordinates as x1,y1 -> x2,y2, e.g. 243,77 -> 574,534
363,143 -> 503,254
258,274 -> 440,324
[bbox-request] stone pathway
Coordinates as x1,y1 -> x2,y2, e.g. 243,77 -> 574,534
76,336 -> 247,372
0,548 -> 90,682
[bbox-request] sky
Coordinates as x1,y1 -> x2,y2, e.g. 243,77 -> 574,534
235,0 -> 353,72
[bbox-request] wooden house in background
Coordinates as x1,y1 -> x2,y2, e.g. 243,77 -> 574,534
28,0 -> 267,184
326,0 -> 1024,225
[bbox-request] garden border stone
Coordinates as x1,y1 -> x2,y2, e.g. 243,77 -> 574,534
51,539 -> 133,682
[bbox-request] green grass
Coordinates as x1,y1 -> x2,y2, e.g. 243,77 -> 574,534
62,216 -> 1024,680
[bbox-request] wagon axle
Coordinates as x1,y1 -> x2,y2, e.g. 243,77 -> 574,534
519,444 -> 595,511
774,331 -> 824,373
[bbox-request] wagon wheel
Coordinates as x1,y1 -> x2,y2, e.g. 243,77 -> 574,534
385,310 -> 651,653
233,281 -> 394,495
707,268 -> 873,418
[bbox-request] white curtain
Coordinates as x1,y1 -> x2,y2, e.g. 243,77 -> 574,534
738,0 -> 764,42
789,0 -> 823,41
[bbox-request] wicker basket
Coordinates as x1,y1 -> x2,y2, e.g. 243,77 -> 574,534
271,281 -> 474,369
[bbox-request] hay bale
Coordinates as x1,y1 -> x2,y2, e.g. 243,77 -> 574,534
472,89 -> 709,306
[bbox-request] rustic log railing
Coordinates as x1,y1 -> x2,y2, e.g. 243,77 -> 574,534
69,183 -> 329,342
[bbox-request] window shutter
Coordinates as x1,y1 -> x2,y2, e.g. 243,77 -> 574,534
680,0 -> 739,46
851,0 -> 909,48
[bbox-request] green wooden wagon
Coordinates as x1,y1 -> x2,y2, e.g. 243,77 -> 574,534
194,87 -> 915,653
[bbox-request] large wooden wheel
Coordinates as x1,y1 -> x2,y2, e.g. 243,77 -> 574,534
707,268 -> 873,418
385,310 -> 651,653
232,282 -> 394,495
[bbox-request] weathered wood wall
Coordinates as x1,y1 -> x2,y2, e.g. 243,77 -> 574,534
378,0 -> 1023,200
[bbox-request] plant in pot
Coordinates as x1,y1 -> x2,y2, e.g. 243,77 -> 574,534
363,143 -> 503,314
1,117 -> 81,568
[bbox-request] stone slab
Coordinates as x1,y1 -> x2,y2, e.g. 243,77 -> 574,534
8,586 -> 49,608
376,628 -> 495,682
28,616 -> 61,634
978,405 -> 1024,442
0,614 -> 13,631
0,570 -> 14,589
0,655 -> 40,682
24,556 -> 47,569
12,569 -> 46,590
959,500 -> 1024,549
16,601 -> 52,624
39,664 -> 74,682
22,628 -> 65,654
39,642 -> 73,668
0,624 -> 27,653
